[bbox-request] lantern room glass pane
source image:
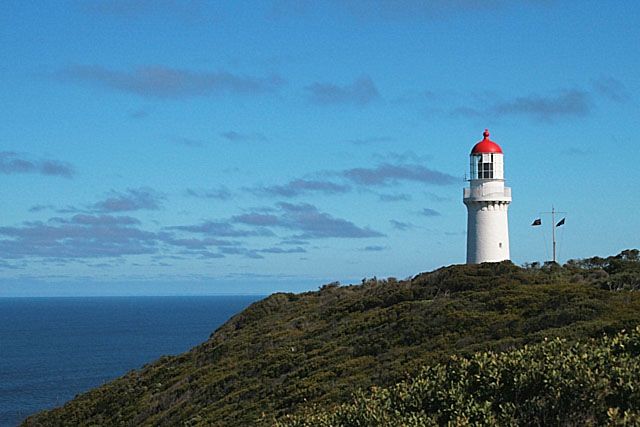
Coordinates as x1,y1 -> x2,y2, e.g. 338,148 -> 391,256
471,154 -> 494,179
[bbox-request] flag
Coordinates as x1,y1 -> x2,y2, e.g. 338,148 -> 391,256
556,217 -> 565,227
531,218 -> 542,226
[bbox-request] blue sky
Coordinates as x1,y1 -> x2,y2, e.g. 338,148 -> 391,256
1,0 -> 639,296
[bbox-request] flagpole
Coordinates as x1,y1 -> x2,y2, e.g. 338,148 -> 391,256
534,207 -> 566,264
551,206 -> 556,263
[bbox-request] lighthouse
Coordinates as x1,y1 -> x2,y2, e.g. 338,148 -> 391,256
463,129 -> 511,264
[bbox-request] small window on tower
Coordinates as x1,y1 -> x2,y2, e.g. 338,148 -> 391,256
499,242 -> 502,248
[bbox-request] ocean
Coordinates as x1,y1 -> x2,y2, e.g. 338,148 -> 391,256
0,296 -> 261,427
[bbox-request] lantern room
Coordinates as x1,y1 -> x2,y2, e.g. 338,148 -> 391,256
469,129 -> 504,180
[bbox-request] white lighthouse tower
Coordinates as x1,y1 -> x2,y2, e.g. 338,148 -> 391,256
463,129 -> 511,264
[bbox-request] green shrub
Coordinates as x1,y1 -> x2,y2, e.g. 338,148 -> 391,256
279,327 -> 640,426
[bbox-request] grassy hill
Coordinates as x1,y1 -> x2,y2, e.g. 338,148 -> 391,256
23,250 -> 640,426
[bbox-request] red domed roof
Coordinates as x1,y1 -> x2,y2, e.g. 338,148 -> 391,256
471,129 -> 503,154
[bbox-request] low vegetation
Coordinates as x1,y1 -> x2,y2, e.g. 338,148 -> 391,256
23,250 -> 640,426
279,326 -> 640,426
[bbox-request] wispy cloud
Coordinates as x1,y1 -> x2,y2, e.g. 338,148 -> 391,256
249,179 -> 350,198
306,75 -> 379,105
219,131 -> 268,143
0,152 -> 74,178
229,202 -> 384,239
57,65 -> 286,98
343,163 -> 456,186
28,204 -> 55,213
277,202 -> 384,238
258,246 -> 306,254
452,89 -> 591,121
1,207 -> 320,262
185,187 -> 233,200
390,219 -> 414,230
92,188 -> 164,213
57,214 -> 141,226
0,214 -> 157,259
424,192 -> 450,202
379,193 -> 412,202
591,76 -> 630,103
162,236 -> 239,250
244,161 -> 454,201
492,90 -> 590,119
360,245 -> 387,252
420,208 -> 441,217
231,213 -> 281,227
167,221 -> 274,238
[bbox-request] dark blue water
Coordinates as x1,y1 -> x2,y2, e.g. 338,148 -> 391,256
0,296 -> 261,427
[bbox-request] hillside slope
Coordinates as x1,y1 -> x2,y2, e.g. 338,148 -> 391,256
24,251 -> 640,426
279,327 -> 640,426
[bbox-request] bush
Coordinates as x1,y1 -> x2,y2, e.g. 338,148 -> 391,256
279,327 -> 640,426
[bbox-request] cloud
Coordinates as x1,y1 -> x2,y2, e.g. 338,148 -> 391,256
258,246 -> 306,254
306,75 -> 379,105
453,89 -> 591,121
249,179 -> 350,198
243,160 -> 453,202
167,221 -> 274,237
279,238 -> 309,245
162,236 -> 239,250
424,192 -> 450,202
420,208 -> 441,217
379,193 -> 412,202
343,163 -> 456,186
218,246 -> 264,259
220,131 -> 268,143
166,202 -> 384,242
0,214 -> 158,259
274,202 -> 384,238
56,214 -> 141,226
1,209 -> 315,262
57,65 -> 286,98
591,76 -> 630,103
390,219 -> 414,230
0,152 -> 74,178
360,245 -> 387,252
492,90 -> 590,119
232,213 -> 281,227
230,202 -> 384,239
185,187 -> 232,200
29,204 -> 55,213
92,188 -> 164,212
